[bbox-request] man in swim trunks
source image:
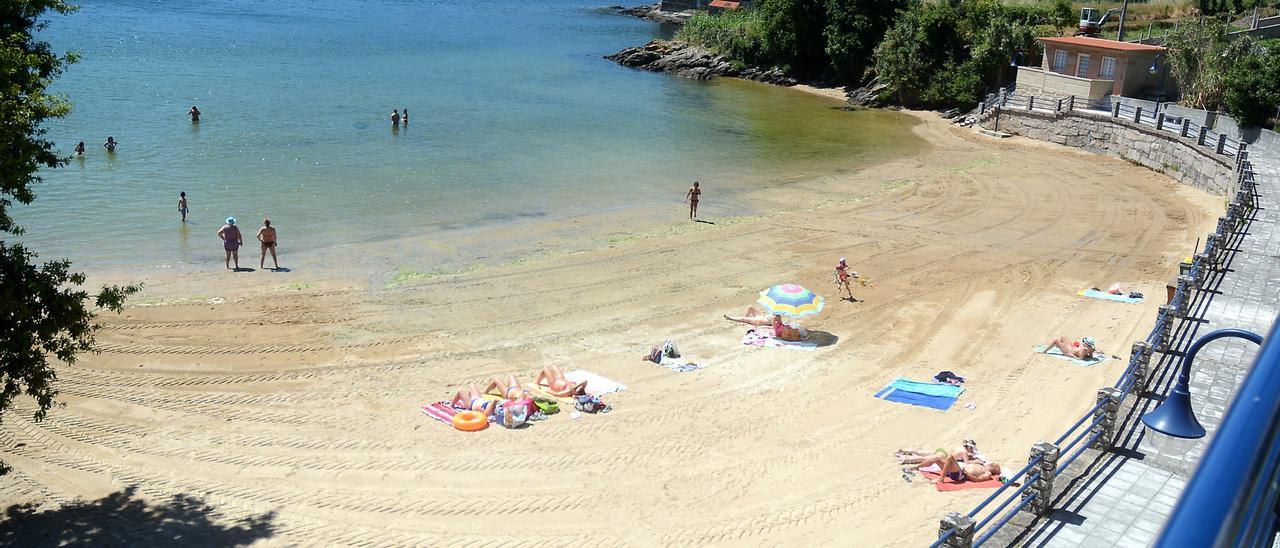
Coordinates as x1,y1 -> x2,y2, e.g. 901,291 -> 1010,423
912,451 -> 1001,484
684,181 -> 701,220
189,105 -> 201,122
390,109 -> 400,126
178,192 -> 188,223
535,365 -> 587,398
256,218 -> 279,270
1043,335 -> 1097,360
217,217 -> 242,270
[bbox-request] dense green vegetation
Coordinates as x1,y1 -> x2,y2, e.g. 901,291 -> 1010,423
1223,40 -> 1280,127
1,0 -> 138,424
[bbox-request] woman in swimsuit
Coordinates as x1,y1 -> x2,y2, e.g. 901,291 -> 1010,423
74,141 -> 85,156
535,365 -> 587,398
724,308 -> 806,341
684,181 -> 701,220
1043,335 -> 1097,360
911,451 -> 1001,484
484,374 -> 527,401
217,217 -> 242,270
451,384 -> 499,415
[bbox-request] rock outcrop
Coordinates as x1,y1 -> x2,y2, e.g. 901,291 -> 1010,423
609,4 -> 692,25
605,40 -> 797,86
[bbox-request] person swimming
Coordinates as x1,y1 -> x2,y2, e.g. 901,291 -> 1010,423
103,136 -> 117,153
74,141 -> 85,156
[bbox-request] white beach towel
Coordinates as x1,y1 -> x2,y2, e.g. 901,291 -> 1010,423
564,370 -> 628,396
741,331 -> 819,351
657,356 -> 703,372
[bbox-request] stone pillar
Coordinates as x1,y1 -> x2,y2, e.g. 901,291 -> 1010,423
1067,95 -> 1075,112
1028,96 -> 1035,111
1181,118 -> 1191,137
938,513 -> 975,548
1092,388 -> 1122,450
1193,253 -> 1211,286
1133,106 -> 1143,124
1216,134 -> 1227,155
1198,126 -> 1208,146
1024,442 -> 1061,517
1112,102 -> 1122,118
1056,98 -> 1063,113
1156,305 -> 1175,353
1131,341 -> 1153,392
1157,113 -> 1165,130
1176,275 -> 1195,318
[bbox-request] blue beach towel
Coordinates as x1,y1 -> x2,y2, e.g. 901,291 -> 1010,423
874,378 -> 964,411
1033,345 -> 1107,366
1078,289 -> 1143,303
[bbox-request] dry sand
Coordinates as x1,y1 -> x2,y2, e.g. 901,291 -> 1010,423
0,113 -> 1221,545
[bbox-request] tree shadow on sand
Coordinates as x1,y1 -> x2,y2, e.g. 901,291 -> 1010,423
0,485 -> 277,547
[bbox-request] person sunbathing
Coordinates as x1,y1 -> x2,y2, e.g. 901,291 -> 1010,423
912,451 -> 1001,483
535,365 -> 587,398
451,384 -> 499,416
1043,335 -> 1097,360
726,307 -> 807,341
485,374 -> 528,400
897,440 -> 983,465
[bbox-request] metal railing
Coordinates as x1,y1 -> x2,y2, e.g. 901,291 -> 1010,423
933,99 -> 1265,548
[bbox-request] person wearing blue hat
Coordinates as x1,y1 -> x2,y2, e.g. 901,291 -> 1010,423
217,217 -> 243,270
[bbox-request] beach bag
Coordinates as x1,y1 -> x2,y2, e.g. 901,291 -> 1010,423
496,400 -> 529,429
534,398 -> 560,415
645,346 -> 662,363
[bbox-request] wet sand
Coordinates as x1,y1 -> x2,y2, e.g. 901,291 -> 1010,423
0,113 -> 1220,545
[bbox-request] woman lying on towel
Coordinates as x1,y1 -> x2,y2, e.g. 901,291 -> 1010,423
485,374 -> 529,401
724,307 -> 808,341
911,451 -> 1001,484
897,440 -> 983,465
535,365 -> 588,398
1043,335 -> 1097,360
452,384 -> 501,415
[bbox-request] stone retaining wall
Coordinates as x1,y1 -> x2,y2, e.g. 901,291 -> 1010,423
981,108 -> 1236,196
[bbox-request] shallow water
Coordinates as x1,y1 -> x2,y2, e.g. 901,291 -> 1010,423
17,0 -> 923,272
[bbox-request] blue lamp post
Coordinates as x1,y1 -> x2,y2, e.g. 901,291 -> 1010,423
1142,328 -> 1264,439
1149,52 -> 1164,75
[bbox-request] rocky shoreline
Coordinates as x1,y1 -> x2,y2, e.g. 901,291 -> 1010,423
605,40 -> 797,86
608,4 -> 692,25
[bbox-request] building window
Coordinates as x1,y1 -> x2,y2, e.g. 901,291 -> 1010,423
1100,56 -> 1116,79
1052,50 -> 1068,72
1076,53 -> 1091,78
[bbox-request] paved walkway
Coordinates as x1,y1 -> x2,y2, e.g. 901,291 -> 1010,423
984,149 -> 1280,546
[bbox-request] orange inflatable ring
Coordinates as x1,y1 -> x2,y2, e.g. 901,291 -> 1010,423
452,410 -> 489,432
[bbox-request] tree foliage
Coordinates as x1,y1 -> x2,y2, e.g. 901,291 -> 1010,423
1223,39 -> 1280,128
1166,16 -> 1256,111
1,0 -> 139,423
872,0 -> 1060,109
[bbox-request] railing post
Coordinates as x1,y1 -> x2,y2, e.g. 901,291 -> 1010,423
1024,442 -> 1060,517
1028,96 -> 1035,111
1131,341 -> 1153,392
1156,305 -> 1175,353
1067,95 -> 1075,112
1176,275 -> 1195,318
1112,102 -> 1122,118
1216,134 -> 1227,155
1092,388 -> 1121,450
1157,113 -> 1165,130
1193,253 -> 1211,286
1133,106 -> 1143,124
1181,118 -> 1191,138
938,513 -> 975,548
1056,98 -> 1062,114
1198,126 -> 1208,146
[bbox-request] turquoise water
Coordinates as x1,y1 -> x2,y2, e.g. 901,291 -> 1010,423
19,0 -> 922,272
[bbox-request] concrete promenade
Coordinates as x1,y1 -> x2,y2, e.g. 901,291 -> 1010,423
984,146 -> 1280,546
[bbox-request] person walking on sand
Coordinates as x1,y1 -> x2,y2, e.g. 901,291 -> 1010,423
74,141 -> 85,156
103,136 -> 117,153
390,109 -> 401,126
684,181 -> 701,220
188,105 -> 201,122
218,217 -> 243,270
257,218 -> 279,270
835,258 -> 859,302
178,192 -> 189,222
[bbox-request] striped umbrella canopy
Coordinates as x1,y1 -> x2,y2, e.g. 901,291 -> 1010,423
756,284 -> 825,318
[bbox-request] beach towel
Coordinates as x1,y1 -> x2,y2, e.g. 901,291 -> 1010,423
740,331 -> 819,351
875,381 -> 963,411
564,370 -> 627,396
420,402 -> 458,425
1078,289 -> 1143,303
920,471 -> 1004,491
1034,345 -> 1107,366
656,356 -> 703,372
886,378 -> 965,398
527,384 -> 576,404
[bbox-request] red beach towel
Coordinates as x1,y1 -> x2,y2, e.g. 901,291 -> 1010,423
920,471 -> 1005,491
420,401 -> 458,425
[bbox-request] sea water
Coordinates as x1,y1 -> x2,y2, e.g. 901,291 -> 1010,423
17,0 -> 922,274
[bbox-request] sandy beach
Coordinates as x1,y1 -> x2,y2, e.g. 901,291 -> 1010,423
0,113 -> 1220,545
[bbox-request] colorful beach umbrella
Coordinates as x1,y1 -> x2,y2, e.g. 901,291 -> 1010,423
757,284 -> 825,318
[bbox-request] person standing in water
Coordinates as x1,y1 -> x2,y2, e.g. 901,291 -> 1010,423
401,109 -> 409,126
74,141 -> 85,156
103,136 -> 117,153
189,106 -> 201,122
390,109 -> 400,126
256,218 -> 279,270
178,192 -> 189,223
217,217 -> 242,270
684,181 -> 701,220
